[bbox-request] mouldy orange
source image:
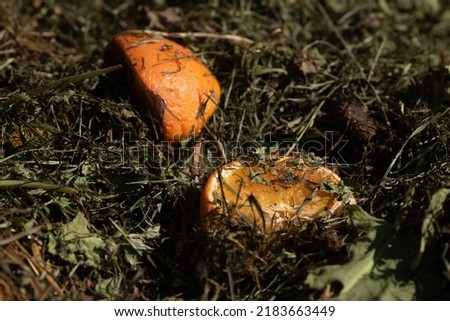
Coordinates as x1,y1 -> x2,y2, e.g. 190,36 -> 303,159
104,32 -> 221,142
199,155 -> 355,233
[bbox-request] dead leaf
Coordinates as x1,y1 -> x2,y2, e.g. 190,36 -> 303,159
325,94 -> 377,143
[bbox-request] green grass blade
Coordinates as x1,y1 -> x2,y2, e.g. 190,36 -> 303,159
25,64 -> 122,96
0,179 -> 78,194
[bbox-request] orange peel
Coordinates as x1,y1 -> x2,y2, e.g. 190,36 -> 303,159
199,155 -> 355,232
104,32 -> 221,142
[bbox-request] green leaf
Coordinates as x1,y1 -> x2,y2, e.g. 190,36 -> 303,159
49,212 -> 105,268
108,219 -> 160,267
127,225 -> 160,252
305,205 -> 417,300
95,276 -> 123,300
411,188 -> 450,270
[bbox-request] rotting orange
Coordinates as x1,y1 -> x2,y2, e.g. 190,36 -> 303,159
199,155 -> 355,233
103,32 -> 221,143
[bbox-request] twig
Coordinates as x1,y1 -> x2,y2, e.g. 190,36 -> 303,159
0,226 -> 45,246
0,58 -> 14,72
442,243 -> 450,281
125,29 -> 254,45
14,240 -> 65,297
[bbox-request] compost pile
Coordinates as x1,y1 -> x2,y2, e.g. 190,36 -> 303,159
0,0 -> 449,300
